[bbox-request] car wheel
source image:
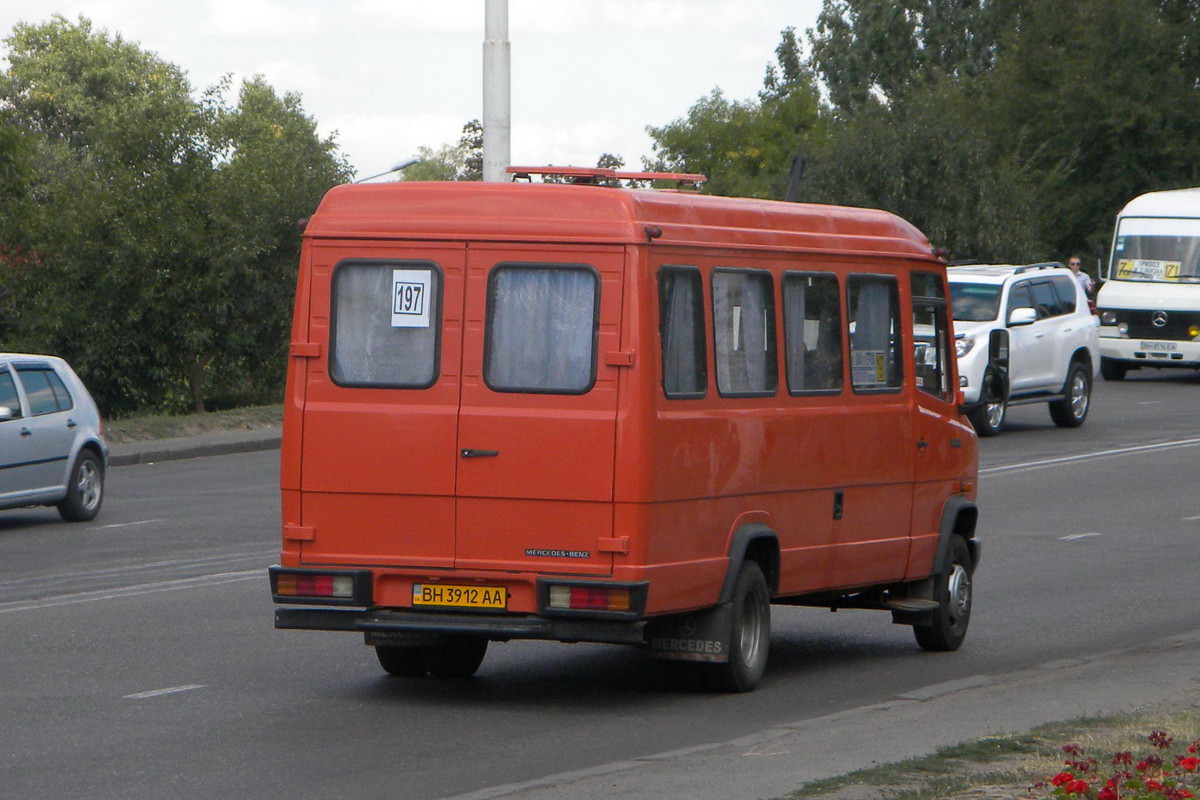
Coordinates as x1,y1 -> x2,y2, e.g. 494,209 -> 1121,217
56,450 -> 104,522
1049,361 -> 1091,428
700,561 -> 770,693
375,645 -> 427,677
421,637 -> 488,678
967,394 -> 1006,437
913,537 -> 973,652
1099,358 -> 1127,381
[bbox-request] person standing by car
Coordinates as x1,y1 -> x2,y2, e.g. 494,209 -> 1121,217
1068,256 -> 1094,296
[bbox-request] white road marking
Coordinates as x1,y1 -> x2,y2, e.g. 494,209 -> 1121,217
1060,533 -> 1103,541
0,571 -> 261,614
982,437 -> 1200,476
124,684 -> 205,700
91,519 -> 166,530
1184,515 -> 1200,521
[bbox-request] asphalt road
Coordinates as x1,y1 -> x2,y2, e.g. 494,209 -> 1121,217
1,368 -> 1198,799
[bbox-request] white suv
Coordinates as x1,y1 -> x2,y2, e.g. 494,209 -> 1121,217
948,263 -> 1100,436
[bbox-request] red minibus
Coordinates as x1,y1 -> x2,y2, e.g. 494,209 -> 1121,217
270,168 -> 984,692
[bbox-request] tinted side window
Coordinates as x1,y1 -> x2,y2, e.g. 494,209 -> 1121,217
1029,280 -> 1065,318
16,367 -> 73,416
485,264 -> 599,394
330,260 -> 441,388
712,269 -> 777,397
782,272 -> 843,393
1049,275 -> 1078,313
0,369 -> 21,418
658,266 -> 707,398
1006,282 -> 1034,318
847,275 -> 902,392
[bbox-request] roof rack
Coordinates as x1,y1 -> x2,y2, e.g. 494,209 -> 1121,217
946,261 -> 1066,273
505,166 -> 706,190
1012,261 -> 1064,274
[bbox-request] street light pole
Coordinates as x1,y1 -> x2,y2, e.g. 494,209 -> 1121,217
482,0 -> 511,183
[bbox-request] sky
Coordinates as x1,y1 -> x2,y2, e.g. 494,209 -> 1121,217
0,0 -> 824,179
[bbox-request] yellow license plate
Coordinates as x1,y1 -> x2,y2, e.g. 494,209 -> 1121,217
412,583 -> 506,610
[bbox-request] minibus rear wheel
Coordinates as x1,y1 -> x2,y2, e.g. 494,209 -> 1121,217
702,561 -> 770,692
913,537 -> 973,651
375,645 -> 427,677
421,637 -> 489,678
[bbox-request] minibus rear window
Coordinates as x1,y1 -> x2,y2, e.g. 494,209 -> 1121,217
485,264 -> 599,394
783,272 -> 843,394
712,269 -> 778,397
658,267 -> 707,398
847,275 -> 902,392
329,260 -> 441,389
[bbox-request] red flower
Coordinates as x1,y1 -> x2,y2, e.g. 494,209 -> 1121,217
1178,756 -> 1200,771
1146,778 -> 1164,791
1052,771 -> 1075,787
1065,779 -> 1091,795
1097,788 -> 1118,800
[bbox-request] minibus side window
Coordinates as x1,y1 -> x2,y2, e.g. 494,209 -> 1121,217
783,272 -> 843,394
847,275 -> 902,392
712,269 -> 778,397
658,266 -> 707,398
910,271 -> 952,401
485,264 -> 599,394
329,260 -> 441,389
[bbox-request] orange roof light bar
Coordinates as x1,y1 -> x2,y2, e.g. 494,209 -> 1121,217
506,165 -> 706,188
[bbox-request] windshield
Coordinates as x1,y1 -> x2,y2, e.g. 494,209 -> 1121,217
1111,217 -> 1200,283
950,282 -> 1002,322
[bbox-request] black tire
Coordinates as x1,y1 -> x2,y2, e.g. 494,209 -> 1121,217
375,645 -> 427,677
1049,361 -> 1091,428
56,450 -> 104,522
700,561 -> 770,693
421,637 -> 488,678
914,537 -> 973,651
1099,358 -> 1127,381
967,395 -> 1006,437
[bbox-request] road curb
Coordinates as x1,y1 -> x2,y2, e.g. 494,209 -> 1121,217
107,433 -> 281,467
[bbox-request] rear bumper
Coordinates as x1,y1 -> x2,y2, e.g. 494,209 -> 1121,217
274,606 -> 647,646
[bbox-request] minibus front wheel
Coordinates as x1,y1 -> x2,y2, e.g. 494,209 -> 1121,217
702,561 -> 770,692
913,537 -> 973,651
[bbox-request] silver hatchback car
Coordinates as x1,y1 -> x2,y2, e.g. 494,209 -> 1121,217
0,354 -> 108,521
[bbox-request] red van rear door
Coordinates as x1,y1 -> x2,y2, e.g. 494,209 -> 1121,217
454,246 -> 624,576
297,243 -> 466,569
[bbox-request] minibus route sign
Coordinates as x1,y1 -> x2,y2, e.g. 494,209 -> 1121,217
391,269 -> 432,327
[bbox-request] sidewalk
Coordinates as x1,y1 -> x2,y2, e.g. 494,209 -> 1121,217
107,427 -> 281,467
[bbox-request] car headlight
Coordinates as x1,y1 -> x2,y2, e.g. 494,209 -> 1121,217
955,334 -> 975,358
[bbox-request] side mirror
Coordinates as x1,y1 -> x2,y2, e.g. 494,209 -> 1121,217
0,406 -> 12,422
1007,307 -> 1037,326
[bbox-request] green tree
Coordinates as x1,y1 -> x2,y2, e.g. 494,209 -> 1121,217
646,27 -> 826,199
404,119 -> 483,181
804,0 -> 1200,259
0,15 -> 349,413
809,0 -> 1014,114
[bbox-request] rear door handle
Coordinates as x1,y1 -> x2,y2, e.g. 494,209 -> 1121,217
19,427 -> 31,437
461,449 -> 500,458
